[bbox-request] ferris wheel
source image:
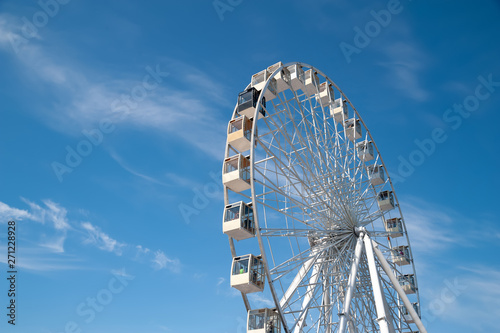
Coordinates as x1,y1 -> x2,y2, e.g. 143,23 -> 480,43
222,62 -> 427,333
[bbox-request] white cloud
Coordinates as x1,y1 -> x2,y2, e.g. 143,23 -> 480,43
378,41 -> 430,102
111,267 -> 134,279
373,20 -> 431,102
41,199 -> 70,230
0,199 -> 180,274
109,150 -> 170,186
216,277 -> 225,286
420,266 -> 500,331
157,325 -> 170,332
0,201 -> 31,221
0,199 -> 69,252
40,234 -> 67,253
134,245 -> 151,259
0,245 -> 84,271
18,197 -> 70,230
0,13 -> 228,160
248,293 -> 275,308
81,222 -> 126,255
400,199 -> 461,253
152,250 -> 181,273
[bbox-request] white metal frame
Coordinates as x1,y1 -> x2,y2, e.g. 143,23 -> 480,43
223,62 -> 425,333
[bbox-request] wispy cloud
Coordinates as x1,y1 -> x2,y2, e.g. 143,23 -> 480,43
109,150 -> 170,186
134,245 -> 151,261
248,293 -> 275,307
0,13 -> 228,160
0,245 -> 85,271
216,277 -> 225,287
19,198 -> 70,230
41,199 -> 70,230
423,265 -> 500,331
373,20 -> 430,102
1,198 -> 70,253
81,222 -> 126,255
377,40 -> 430,102
152,250 -> 181,273
0,201 -> 31,221
111,267 -> 135,279
40,233 -> 67,253
0,199 -> 181,273
400,198 -> 461,253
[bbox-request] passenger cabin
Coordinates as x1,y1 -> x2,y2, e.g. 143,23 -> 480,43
268,62 -> 290,93
223,201 -> 255,241
377,190 -> 395,211
237,88 -> 266,119
391,245 -> 410,266
317,82 -> 334,106
356,140 -> 374,162
228,115 -> 253,152
251,69 -> 277,101
385,217 -> 403,237
398,274 -> 416,294
231,254 -> 265,293
345,118 -> 362,141
223,154 -> 251,192
331,98 -> 348,124
304,69 -> 320,96
247,308 -> 280,333
367,165 -> 385,186
401,303 -> 420,324
287,64 -> 305,92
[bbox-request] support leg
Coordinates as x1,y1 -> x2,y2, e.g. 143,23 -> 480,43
371,239 -> 428,333
338,235 -> 364,333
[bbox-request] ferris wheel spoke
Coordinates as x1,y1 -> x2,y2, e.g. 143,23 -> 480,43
253,175 -> 327,230
268,101 -> 355,226
268,103 -> 332,185
253,161 -> 337,229
269,242 -> 333,280
260,229 -> 350,238
279,247 -> 324,310
287,101 -> 354,213
290,257 -> 325,333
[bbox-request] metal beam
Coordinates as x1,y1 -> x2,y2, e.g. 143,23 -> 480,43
371,239 -> 428,333
280,249 -> 319,309
364,235 -> 394,333
293,258 -> 324,333
338,235 -> 364,333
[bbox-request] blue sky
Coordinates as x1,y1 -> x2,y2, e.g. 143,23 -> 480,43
0,0 -> 499,332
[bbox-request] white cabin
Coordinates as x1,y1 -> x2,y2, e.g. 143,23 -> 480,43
223,201 -> 255,241
391,245 -> 410,266
268,62 -> 290,93
331,98 -> 348,124
356,140 -> 374,162
228,115 -> 254,152
304,69 -> 320,96
377,190 -> 395,211
287,64 -> 305,92
367,165 -> 385,186
223,154 -> 251,192
251,69 -> 277,101
401,303 -> 420,324
316,82 -> 334,106
247,308 -> 280,333
237,88 -> 266,119
384,217 -> 403,238
231,254 -> 265,293
345,118 -> 362,141
398,274 -> 416,294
